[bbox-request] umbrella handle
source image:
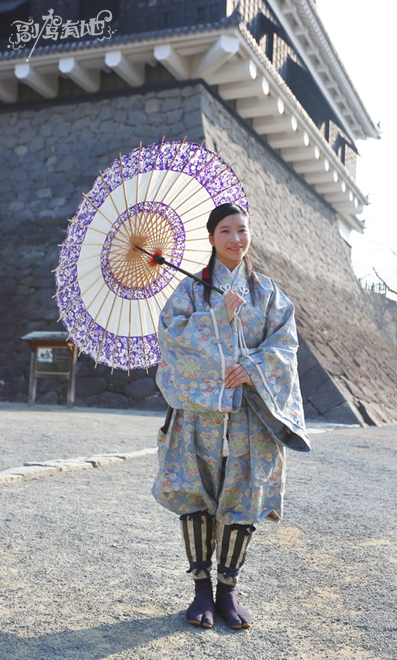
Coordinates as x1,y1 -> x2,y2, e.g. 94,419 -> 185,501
135,246 -> 223,295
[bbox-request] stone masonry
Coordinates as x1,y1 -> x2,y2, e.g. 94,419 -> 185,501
0,85 -> 204,410
0,82 -> 396,423
199,86 -> 397,424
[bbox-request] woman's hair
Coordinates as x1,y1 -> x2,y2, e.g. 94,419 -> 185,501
203,202 -> 257,304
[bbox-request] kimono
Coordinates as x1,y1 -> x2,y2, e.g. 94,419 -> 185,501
152,257 -> 310,526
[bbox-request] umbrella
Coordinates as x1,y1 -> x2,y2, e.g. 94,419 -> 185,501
54,138 -> 248,373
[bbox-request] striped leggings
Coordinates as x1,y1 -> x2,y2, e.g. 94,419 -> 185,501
180,510 -> 256,586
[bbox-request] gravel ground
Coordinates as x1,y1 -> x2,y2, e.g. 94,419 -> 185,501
0,405 -> 396,660
0,404 -> 164,472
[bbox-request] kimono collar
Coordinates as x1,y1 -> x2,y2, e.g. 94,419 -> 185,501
212,257 -> 249,295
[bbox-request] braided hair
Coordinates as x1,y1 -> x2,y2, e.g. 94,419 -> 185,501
203,202 -> 258,305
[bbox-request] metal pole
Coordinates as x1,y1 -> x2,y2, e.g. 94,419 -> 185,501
67,345 -> 77,408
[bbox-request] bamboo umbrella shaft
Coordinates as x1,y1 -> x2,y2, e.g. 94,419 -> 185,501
135,246 -> 222,294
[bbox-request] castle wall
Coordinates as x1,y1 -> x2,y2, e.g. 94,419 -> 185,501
1,82 -> 396,424
199,86 -> 397,424
0,85 -> 205,409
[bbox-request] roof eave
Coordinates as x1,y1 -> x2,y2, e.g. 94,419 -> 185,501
266,0 -> 379,141
0,22 -> 369,234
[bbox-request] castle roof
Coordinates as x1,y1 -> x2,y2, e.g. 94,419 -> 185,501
0,0 -> 379,235
267,0 -> 378,140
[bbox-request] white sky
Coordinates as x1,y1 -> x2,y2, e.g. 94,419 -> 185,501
315,0 -> 397,295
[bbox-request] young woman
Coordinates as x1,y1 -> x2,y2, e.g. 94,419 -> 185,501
152,202 -> 310,629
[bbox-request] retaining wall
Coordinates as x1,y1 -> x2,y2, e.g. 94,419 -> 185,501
1,82 -> 396,424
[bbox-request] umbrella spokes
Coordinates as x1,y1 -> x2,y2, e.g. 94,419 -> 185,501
135,245 -> 223,295
55,139 -> 248,371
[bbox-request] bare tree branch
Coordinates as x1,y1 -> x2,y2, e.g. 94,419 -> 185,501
373,267 -> 397,295
389,245 -> 397,259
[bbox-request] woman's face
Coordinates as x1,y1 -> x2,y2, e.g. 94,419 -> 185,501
209,212 -> 251,271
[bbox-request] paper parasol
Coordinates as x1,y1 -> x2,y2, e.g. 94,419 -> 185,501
54,138 -> 248,372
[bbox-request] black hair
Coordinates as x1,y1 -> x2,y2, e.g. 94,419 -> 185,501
203,202 -> 257,305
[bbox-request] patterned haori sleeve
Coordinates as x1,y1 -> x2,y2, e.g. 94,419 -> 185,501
156,277 -> 243,414
237,278 -> 310,452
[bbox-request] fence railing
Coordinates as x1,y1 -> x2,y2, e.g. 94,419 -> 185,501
359,279 -> 388,296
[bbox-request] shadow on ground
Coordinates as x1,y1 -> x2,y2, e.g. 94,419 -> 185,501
0,611 -> 242,659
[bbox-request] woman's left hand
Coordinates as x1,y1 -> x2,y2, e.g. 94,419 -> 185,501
225,363 -> 253,388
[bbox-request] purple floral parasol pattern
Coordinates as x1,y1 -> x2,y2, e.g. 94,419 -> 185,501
55,140 -> 248,371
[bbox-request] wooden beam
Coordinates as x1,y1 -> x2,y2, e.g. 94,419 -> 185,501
59,57 -> 100,93
192,35 -> 239,78
338,214 -> 364,237
304,169 -> 337,185
269,131 -> 309,150
324,184 -> 352,201
327,200 -> 355,210
0,78 -> 17,103
294,158 -> 330,174
281,145 -> 320,162
324,191 -> 353,204
237,96 -> 284,119
154,43 -> 189,80
15,63 -> 57,98
324,80 -> 338,91
254,114 -> 298,135
279,0 -> 295,15
315,180 -> 346,195
335,202 -> 364,214
206,59 -> 257,85
105,51 -> 144,87
219,75 -> 269,100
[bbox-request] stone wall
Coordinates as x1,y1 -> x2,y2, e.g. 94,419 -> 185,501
364,291 -> 397,349
1,81 -> 396,424
199,85 -> 397,424
0,85 -> 204,409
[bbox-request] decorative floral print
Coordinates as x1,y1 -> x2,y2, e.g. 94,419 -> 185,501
152,258 -> 310,525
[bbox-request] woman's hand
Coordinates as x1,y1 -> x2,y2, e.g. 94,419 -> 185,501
223,290 -> 245,322
225,363 -> 253,388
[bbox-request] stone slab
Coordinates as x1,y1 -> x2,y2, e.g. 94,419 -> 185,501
308,378 -> 346,415
116,448 -> 158,460
297,340 -> 318,376
84,455 -> 125,468
25,458 -> 93,469
59,463 -> 94,472
323,401 -> 363,425
303,402 -> 320,419
0,465 -> 61,479
0,473 -> 24,484
0,447 -> 158,484
300,363 -> 330,399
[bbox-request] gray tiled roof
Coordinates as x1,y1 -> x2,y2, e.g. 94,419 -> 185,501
0,12 -> 241,60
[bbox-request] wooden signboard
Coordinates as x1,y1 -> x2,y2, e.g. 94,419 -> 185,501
21,332 -> 78,407
35,346 -> 71,375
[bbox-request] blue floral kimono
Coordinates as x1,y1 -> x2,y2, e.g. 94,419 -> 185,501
152,257 -> 310,526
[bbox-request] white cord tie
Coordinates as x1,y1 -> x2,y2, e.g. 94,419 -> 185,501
210,307 -> 226,413
222,413 -> 229,457
236,314 -> 249,357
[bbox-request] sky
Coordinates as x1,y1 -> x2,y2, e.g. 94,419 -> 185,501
315,0 -> 397,296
